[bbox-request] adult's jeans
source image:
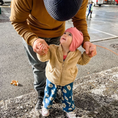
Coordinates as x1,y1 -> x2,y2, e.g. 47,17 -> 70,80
22,37 -> 60,97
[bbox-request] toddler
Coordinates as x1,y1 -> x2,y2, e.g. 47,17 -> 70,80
37,27 -> 91,118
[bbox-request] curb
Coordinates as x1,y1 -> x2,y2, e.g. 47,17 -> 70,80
91,36 -> 118,43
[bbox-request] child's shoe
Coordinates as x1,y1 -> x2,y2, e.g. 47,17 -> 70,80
66,111 -> 76,118
42,107 -> 49,116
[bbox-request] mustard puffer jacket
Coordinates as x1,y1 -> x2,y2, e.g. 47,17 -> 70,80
37,44 -> 91,86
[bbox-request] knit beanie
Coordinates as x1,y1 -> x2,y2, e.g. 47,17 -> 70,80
43,0 -> 83,21
65,27 -> 83,52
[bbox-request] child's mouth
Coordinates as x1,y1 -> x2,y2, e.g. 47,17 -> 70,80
62,38 -> 66,40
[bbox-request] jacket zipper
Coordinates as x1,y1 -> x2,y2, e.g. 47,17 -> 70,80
59,60 -> 65,85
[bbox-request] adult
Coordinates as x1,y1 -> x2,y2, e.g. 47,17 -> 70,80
10,0 -> 96,111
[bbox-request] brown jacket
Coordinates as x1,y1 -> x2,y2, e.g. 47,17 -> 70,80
37,45 -> 91,86
10,0 -> 90,46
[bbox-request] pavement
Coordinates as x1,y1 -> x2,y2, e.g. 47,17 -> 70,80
0,67 -> 118,118
0,3 -> 118,118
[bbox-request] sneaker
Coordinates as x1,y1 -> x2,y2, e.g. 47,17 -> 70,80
35,97 -> 43,109
66,111 -> 76,118
42,107 -> 50,116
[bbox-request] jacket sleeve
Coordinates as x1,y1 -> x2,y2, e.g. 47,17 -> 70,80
72,0 -> 90,43
10,0 -> 38,46
77,52 -> 91,65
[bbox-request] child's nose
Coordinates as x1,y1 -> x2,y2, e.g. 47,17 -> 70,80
63,34 -> 67,37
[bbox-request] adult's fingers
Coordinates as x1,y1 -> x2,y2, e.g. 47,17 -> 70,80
83,42 -> 90,55
88,45 -> 97,57
83,42 -> 97,57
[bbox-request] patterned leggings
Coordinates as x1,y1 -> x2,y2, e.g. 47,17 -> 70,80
43,79 -> 75,112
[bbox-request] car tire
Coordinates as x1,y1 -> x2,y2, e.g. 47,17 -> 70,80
0,0 -> 4,5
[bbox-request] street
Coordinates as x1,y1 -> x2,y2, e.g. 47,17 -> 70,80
0,4 -> 118,101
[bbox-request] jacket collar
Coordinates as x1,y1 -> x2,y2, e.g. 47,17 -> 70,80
58,44 -> 78,63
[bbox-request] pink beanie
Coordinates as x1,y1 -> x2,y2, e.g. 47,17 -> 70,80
65,27 -> 83,52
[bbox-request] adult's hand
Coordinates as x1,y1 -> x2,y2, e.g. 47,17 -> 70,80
83,41 -> 97,57
33,38 -> 49,55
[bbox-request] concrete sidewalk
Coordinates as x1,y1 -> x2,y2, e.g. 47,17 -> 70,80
0,67 -> 118,118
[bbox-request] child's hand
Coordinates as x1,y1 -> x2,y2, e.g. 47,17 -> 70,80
33,38 -> 49,55
38,43 -> 49,55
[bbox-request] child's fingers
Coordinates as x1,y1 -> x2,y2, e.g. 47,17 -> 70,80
43,48 -> 49,54
37,43 -> 49,55
38,43 -> 45,50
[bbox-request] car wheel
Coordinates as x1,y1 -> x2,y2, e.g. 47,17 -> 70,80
99,4 -> 101,7
0,0 -> 4,5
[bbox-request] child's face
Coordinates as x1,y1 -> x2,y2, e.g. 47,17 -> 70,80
60,32 -> 72,48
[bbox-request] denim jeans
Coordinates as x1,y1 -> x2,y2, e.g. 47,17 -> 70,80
22,37 -> 60,96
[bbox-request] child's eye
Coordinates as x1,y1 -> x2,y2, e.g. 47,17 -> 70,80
69,33 -> 72,36
64,32 -> 66,34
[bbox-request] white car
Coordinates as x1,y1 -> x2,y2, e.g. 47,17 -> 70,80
93,0 -> 104,6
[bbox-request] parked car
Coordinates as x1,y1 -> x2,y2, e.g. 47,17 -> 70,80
0,0 -> 11,5
93,0 -> 104,6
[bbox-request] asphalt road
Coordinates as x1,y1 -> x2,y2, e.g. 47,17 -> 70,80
0,4 -> 118,101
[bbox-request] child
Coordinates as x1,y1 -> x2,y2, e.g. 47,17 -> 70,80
87,1 -> 93,19
37,27 -> 91,118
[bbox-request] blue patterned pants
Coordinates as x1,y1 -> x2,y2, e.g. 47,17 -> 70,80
43,79 -> 75,112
